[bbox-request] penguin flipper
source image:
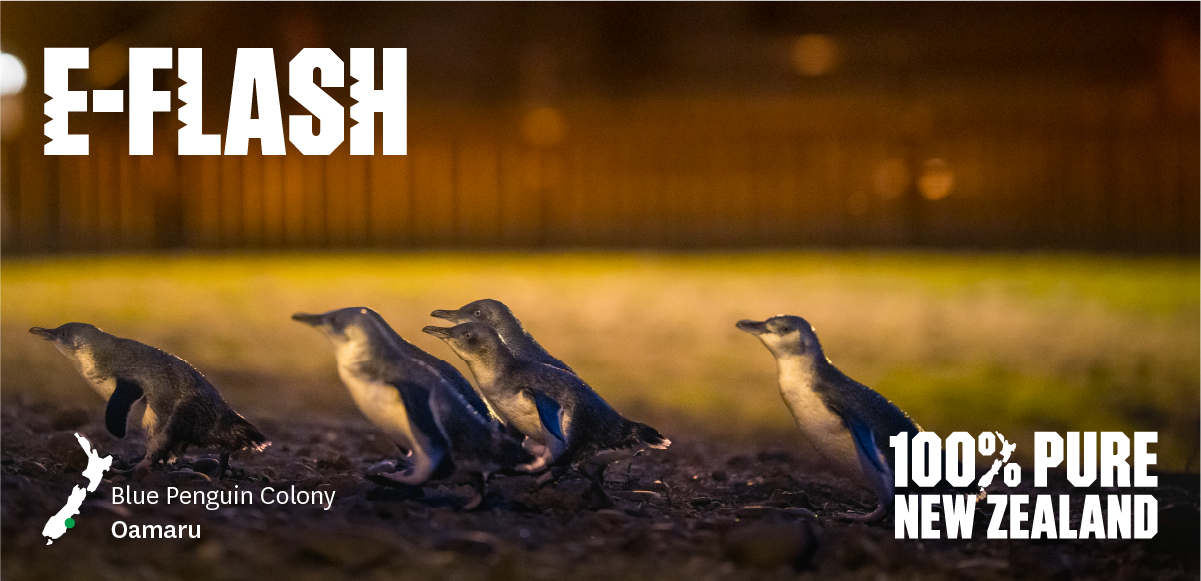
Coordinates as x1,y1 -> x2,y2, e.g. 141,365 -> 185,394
532,391 -> 565,443
393,381 -> 453,480
105,378 -> 144,438
845,416 -> 886,475
843,414 -> 895,510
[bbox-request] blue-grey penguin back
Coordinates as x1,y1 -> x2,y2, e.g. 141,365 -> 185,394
212,408 -> 270,451
170,395 -> 269,453
812,361 -> 921,467
511,360 -> 670,466
569,399 -> 669,463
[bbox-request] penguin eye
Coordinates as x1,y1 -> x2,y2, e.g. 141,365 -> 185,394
473,310 -> 481,317
778,326 -> 792,334
463,332 -> 474,340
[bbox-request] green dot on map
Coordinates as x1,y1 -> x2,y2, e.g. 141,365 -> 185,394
64,518 -> 75,529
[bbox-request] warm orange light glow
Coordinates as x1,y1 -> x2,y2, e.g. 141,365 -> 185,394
89,40 -> 128,88
791,35 -> 840,77
874,158 -> 910,200
521,107 -> 567,148
0,94 -> 22,138
918,159 -> 954,200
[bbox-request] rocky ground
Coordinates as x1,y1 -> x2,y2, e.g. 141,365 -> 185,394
1,400 -> 1197,581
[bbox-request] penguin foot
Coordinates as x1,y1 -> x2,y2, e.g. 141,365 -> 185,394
462,489 -> 486,511
461,472 -> 488,512
518,438 -> 552,473
366,460 -> 398,476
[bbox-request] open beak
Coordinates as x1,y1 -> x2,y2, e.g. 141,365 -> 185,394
429,309 -> 464,322
735,319 -> 769,335
421,326 -> 453,339
29,327 -> 57,341
291,312 -> 326,327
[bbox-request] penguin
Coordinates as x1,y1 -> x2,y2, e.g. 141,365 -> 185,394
430,299 -> 572,373
737,315 -> 921,522
29,323 -> 268,478
292,308 -> 534,507
422,322 -> 669,478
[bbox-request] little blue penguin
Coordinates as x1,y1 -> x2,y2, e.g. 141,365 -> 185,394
293,308 -> 534,506
422,322 -> 669,476
737,315 -> 920,522
430,299 -> 572,373
29,323 -> 269,478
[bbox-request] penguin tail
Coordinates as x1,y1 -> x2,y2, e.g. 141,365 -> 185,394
619,420 -> 671,451
218,412 -> 271,452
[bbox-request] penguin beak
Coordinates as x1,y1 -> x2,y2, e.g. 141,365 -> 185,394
736,319 -> 769,335
421,326 -> 453,339
29,327 -> 57,341
429,309 -> 464,322
291,313 -> 326,327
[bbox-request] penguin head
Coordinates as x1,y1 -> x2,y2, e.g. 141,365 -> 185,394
422,322 -> 509,364
736,315 -> 823,360
29,323 -> 105,356
430,299 -> 519,334
292,307 -> 383,344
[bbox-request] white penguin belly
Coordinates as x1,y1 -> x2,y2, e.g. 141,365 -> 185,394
141,405 -> 158,431
491,392 -> 544,442
68,348 -> 116,399
338,366 -> 423,455
776,360 -> 865,483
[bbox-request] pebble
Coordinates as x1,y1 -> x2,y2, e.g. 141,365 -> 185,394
589,508 -> 630,529
610,490 -> 666,506
140,471 -> 172,488
769,490 -> 813,509
735,505 -> 813,520
19,460 -> 48,477
301,531 -> 398,568
784,507 -> 817,519
537,479 -> 611,511
697,517 -> 738,532
51,408 -> 91,431
433,531 -> 501,560
830,529 -> 895,570
169,470 -> 212,486
191,458 -> 221,475
47,431 -> 89,472
723,520 -> 820,570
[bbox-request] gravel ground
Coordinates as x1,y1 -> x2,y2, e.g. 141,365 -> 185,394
2,401 -> 1197,581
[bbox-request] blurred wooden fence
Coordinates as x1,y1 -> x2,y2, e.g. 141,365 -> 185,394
2,95 -> 1197,253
